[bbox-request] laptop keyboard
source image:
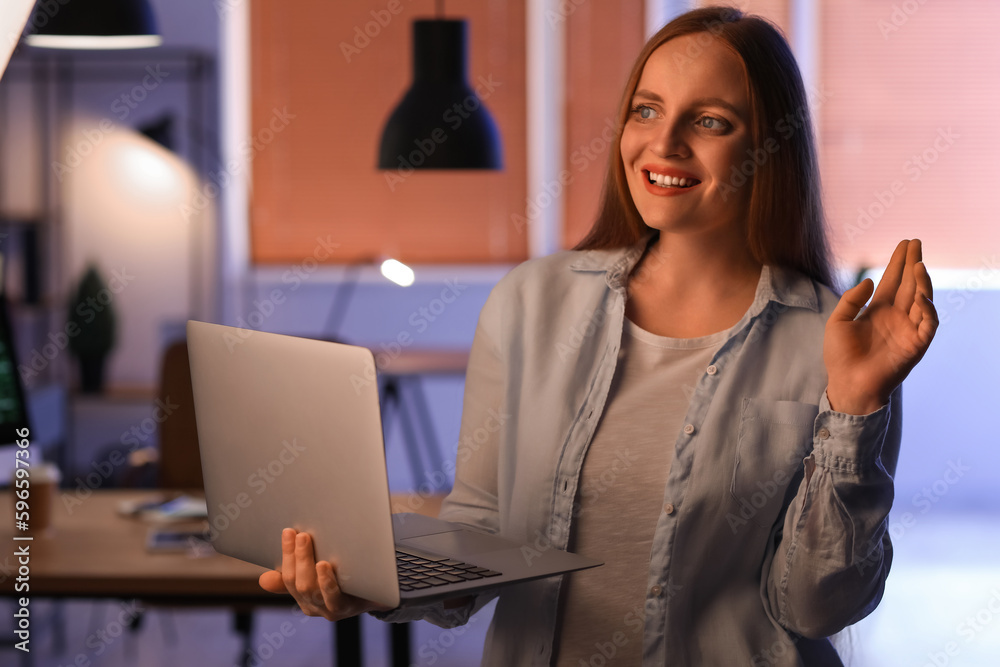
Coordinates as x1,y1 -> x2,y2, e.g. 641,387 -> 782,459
396,549 -> 502,592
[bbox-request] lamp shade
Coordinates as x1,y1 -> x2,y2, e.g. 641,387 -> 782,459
378,19 -> 501,170
25,0 -> 161,49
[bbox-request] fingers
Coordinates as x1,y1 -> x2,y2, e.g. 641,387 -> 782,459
908,298 -> 922,327
893,239 -> 922,312
902,249 -> 934,328
277,530 -> 354,621
916,258 -> 933,303
280,528 -> 322,617
916,291 -> 939,345
829,278 -> 874,323
280,528 -> 324,616
871,239 -> 910,306
317,560 -> 343,614
295,532 -> 323,609
259,569 -> 287,594
262,529 -> 381,621
280,527 -> 298,598
295,532 -> 341,619
903,255 -> 938,349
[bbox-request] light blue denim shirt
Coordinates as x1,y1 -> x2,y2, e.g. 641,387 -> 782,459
378,234 -> 901,666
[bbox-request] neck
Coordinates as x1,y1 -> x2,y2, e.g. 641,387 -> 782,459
633,228 -> 762,303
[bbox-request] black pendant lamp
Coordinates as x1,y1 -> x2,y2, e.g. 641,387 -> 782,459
378,12 -> 502,170
25,0 -> 161,50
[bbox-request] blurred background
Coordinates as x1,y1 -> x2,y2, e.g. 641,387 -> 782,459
0,0 -> 997,665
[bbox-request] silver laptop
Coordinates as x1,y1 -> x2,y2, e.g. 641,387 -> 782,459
186,320 -> 601,608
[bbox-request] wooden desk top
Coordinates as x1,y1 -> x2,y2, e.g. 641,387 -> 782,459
0,489 -> 445,602
369,349 -> 469,376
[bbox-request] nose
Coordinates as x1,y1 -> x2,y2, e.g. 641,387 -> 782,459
649,117 -> 690,159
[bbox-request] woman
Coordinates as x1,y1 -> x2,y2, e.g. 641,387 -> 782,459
260,6 -> 937,665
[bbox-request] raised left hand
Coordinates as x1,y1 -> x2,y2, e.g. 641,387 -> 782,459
824,239 -> 938,415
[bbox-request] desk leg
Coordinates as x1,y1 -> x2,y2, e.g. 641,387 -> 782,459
391,622 -> 411,666
381,378 -> 426,484
234,611 -> 253,667
335,616 -> 362,666
404,376 -> 446,475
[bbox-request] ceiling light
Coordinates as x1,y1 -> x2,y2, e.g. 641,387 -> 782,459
378,18 -> 501,170
25,0 -> 162,50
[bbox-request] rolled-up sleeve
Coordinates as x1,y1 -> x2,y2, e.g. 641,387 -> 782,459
764,384 -> 902,639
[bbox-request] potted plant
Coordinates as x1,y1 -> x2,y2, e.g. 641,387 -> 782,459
68,265 -> 116,393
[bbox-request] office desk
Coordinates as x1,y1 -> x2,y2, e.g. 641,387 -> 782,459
375,350 -> 469,377
0,489 -> 445,665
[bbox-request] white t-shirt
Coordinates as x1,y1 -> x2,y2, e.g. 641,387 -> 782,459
555,318 -> 730,665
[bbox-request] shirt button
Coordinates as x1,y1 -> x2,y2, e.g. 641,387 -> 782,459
683,423 -> 695,435
650,585 -> 662,596
706,365 -> 718,375
817,427 -> 831,440
663,503 -> 675,515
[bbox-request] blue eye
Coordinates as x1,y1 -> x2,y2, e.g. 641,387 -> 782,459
630,104 -> 655,120
698,116 -> 728,131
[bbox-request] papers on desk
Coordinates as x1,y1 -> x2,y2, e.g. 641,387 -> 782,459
121,495 -> 215,557
146,527 -> 215,557
118,494 -> 209,522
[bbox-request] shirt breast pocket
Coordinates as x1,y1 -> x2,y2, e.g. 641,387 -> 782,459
730,397 -> 818,529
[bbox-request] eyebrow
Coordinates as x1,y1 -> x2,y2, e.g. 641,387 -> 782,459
632,89 -> 746,118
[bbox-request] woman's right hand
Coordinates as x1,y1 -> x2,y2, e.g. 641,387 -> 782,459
258,528 -> 394,621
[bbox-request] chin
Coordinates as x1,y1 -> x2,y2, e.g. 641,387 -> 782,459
635,214 -> 688,233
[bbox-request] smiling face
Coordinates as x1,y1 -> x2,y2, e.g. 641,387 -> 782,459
620,32 -> 754,240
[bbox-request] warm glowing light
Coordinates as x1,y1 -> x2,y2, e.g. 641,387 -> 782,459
112,139 -> 183,199
25,34 -> 162,50
0,1 -> 36,74
62,120 -> 199,240
380,259 -> 415,286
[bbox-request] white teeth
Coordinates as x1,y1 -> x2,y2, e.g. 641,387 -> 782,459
648,171 -> 696,188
